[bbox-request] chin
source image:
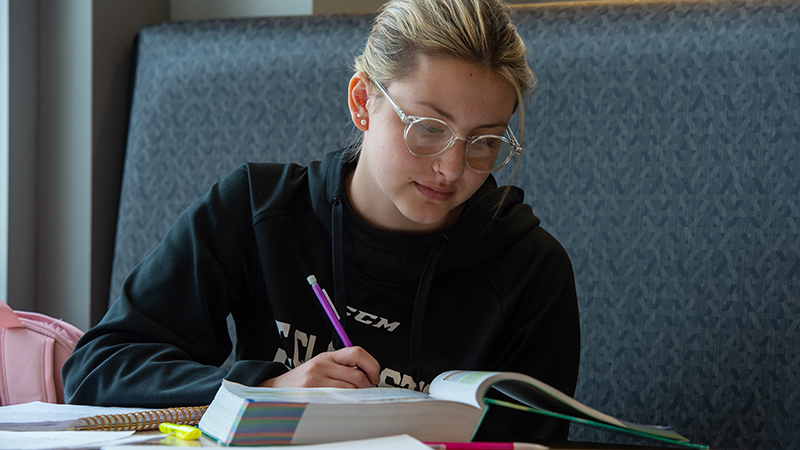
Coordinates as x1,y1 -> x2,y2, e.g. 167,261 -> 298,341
402,209 -> 451,231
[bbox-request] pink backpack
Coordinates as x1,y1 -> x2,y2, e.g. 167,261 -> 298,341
0,301 -> 83,405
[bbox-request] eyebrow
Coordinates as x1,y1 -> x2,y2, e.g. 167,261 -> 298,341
412,101 -> 508,132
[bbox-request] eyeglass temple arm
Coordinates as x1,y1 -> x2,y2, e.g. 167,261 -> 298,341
373,82 -> 410,123
506,125 -> 522,152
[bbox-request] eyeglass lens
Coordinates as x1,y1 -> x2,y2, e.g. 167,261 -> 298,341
405,118 -> 514,172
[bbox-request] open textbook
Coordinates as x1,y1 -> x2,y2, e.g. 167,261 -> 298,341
198,370 -> 707,448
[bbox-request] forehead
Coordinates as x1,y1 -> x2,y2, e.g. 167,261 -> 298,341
386,53 -> 517,126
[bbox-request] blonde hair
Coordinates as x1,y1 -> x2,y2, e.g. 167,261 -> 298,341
350,0 -> 535,210
355,0 -> 533,103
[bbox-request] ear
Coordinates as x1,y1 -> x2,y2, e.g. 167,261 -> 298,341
348,72 -> 371,131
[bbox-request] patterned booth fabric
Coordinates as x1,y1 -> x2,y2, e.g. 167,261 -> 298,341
111,2 -> 800,449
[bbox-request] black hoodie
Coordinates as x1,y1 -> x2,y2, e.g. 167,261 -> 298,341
63,149 -> 580,441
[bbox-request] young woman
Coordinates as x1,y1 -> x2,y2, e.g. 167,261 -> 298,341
63,0 -> 580,441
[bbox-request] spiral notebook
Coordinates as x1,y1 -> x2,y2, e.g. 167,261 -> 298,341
0,401 -> 207,432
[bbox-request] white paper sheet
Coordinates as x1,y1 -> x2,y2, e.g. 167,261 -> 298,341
103,434 -> 432,449
0,402 -> 155,431
0,430 -> 141,449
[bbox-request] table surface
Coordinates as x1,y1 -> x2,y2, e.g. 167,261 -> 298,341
139,431 -> 696,449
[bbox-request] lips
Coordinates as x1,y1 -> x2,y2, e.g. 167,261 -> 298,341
415,182 -> 454,201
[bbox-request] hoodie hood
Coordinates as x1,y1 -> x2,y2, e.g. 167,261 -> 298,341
307,149 -> 541,267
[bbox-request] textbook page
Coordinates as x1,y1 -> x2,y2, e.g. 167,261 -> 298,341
430,370 -> 630,425
222,379 -> 434,404
428,370 -> 528,409
429,370 -> 688,443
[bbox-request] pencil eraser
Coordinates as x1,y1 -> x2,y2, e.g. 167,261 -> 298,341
307,275 -> 317,285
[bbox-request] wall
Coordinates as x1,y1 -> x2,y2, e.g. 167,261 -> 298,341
171,0 -> 543,19
314,0 -> 537,14
0,0 -> 10,308
1,0 -> 37,312
0,0 -> 169,329
37,0 -> 93,327
170,0 -> 312,20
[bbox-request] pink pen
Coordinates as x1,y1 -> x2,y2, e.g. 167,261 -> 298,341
307,275 -> 353,347
424,443 -> 549,450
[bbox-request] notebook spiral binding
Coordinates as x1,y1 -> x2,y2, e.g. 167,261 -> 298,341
78,405 -> 209,431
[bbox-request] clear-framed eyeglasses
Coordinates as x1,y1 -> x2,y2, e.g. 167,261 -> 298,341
373,81 -> 522,173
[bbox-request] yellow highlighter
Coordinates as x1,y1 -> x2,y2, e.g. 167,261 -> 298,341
159,422 -> 202,440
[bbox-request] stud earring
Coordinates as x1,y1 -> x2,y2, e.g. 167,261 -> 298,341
361,119 -> 367,125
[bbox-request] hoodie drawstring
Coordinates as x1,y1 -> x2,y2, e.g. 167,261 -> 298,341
331,197 -> 347,348
330,195 -> 450,385
409,235 -> 449,383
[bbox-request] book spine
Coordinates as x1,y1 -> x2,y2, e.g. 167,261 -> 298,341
78,405 -> 209,431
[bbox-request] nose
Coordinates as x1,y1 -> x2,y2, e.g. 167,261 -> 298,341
434,138 -> 468,180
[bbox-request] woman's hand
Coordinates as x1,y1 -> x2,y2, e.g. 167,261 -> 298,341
259,346 -> 380,389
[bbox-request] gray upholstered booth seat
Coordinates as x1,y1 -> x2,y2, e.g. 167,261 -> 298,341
111,2 -> 800,449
